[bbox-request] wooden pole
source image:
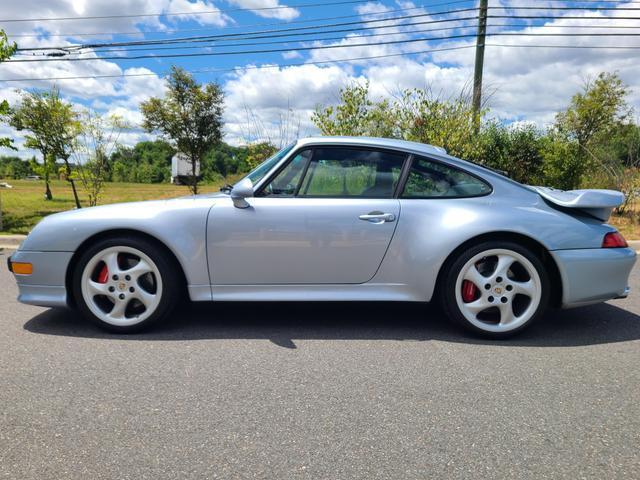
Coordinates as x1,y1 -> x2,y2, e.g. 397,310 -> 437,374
472,0 -> 488,129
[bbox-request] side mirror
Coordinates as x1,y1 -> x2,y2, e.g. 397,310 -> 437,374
230,177 -> 254,209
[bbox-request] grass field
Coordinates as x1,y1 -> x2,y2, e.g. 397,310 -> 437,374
0,178 -> 237,234
2,177 -> 640,239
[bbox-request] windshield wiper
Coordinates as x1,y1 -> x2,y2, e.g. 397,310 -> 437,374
219,183 -> 233,193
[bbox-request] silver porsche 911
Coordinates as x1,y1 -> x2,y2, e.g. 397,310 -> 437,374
8,136 -> 636,337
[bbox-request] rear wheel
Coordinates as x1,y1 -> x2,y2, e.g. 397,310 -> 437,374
72,237 -> 180,333
441,241 -> 549,338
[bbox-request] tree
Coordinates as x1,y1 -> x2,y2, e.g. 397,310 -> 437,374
312,82 -> 395,138
9,89 -> 81,205
0,156 -> 32,179
398,88 -> 483,161
245,142 -> 278,170
540,130 -> 581,190
73,110 -> 128,206
10,93 -> 55,200
141,66 -> 224,194
479,123 -> 544,184
312,82 -> 484,160
48,88 -> 83,207
0,30 -> 17,150
555,72 -> 632,187
556,72 -> 631,150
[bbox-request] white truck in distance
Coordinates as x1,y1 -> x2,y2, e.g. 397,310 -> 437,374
171,153 -> 201,185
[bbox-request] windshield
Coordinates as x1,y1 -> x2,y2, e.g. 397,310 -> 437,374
245,143 -> 296,186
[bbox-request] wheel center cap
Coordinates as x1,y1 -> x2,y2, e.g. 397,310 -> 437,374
118,282 -> 127,291
494,287 -> 502,294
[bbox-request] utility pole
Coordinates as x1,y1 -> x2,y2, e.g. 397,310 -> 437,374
472,0 -> 488,128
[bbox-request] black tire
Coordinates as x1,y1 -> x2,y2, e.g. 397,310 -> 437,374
72,236 -> 181,333
439,241 -> 550,339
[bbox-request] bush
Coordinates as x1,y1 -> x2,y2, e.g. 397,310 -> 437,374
478,123 -> 544,185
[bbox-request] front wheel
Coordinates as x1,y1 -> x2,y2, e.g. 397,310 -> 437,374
72,237 -> 180,333
440,241 -> 550,338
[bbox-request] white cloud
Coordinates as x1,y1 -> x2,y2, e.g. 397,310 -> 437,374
226,0 -> 300,21
2,0 -> 230,41
222,64 -> 356,144
164,0 -> 230,26
281,50 -> 301,60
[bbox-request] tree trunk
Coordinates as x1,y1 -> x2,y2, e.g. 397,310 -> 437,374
44,177 -> 52,200
191,156 -> 198,195
44,154 -> 53,201
63,158 -> 81,209
69,178 -> 81,208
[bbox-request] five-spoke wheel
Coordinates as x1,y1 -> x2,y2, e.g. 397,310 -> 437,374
442,242 -> 549,337
73,236 -> 179,333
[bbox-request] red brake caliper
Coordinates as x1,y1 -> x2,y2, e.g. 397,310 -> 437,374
97,264 -> 109,284
461,280 -> 477,303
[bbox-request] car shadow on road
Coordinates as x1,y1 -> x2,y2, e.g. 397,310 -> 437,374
23,300 -> 640,348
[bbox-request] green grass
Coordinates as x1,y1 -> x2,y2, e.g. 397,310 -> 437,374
0,177 -> 240,234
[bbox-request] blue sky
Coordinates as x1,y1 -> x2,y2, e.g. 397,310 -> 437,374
1,0 -> 639,157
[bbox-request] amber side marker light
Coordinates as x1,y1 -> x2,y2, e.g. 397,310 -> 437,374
602,231 -> 628,248
11,262 -> 33,275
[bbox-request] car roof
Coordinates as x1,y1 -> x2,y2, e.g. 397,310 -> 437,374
296,136 -> 448,156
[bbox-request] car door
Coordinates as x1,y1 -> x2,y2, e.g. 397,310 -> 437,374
207,146 -> 407,285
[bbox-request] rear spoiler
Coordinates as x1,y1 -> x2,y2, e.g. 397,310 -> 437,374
531,186 -> 624,222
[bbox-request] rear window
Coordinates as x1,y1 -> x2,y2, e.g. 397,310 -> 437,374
401,156 -> 492,198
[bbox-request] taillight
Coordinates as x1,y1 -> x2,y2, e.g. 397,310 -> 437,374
602,231 -> 628,248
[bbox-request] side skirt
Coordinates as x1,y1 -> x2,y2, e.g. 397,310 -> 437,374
204,283 -> 424,302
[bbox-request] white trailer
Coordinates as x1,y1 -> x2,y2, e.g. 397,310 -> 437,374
171,153 -> 201,185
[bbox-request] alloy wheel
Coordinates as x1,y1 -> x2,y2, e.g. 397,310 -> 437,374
80,246 -> 163,327
454,248 -> 542,333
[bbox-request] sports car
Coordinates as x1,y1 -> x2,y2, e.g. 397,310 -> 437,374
8,136 -> 637,337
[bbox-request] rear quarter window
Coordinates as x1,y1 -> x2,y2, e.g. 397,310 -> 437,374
401,156 -> 492,198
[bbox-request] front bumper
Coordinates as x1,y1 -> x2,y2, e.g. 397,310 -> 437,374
551,247 -> 637,308
8,250 -> 73,308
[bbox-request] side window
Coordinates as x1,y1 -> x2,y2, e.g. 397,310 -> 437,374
299,148 -> 406,198
401,156 -> 491,198
260,149 -> 312,197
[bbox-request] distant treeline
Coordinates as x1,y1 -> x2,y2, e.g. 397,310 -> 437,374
0,140 -> 259,183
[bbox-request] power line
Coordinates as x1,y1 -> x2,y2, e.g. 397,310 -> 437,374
54,18 -> 481,55
23,24 -> 476,56
4,0 -> 474,39
541,0 -> 640,3
0,44 -> 478,82
3,41 -> 640,84
17,7 -> 480,52
38,22 -> 640,58
3,0 -> 639,23
485,42 -> 640,48
10,30 -> 640,63
8,33 -> 483,62
489,23 -> 640,28
498,4 -> 640,10
23,8 -> 640,54
489,14 -> 640,20
0,0 -> 385,23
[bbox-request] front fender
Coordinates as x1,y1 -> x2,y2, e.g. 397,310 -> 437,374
20,197 -> 215,287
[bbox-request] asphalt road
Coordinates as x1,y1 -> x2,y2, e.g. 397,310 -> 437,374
1,249 -> 639,480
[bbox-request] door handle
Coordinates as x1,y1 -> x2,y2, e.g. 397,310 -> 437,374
358,212 -> 396,223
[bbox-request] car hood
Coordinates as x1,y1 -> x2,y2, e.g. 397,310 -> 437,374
41,193 -> 227,220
